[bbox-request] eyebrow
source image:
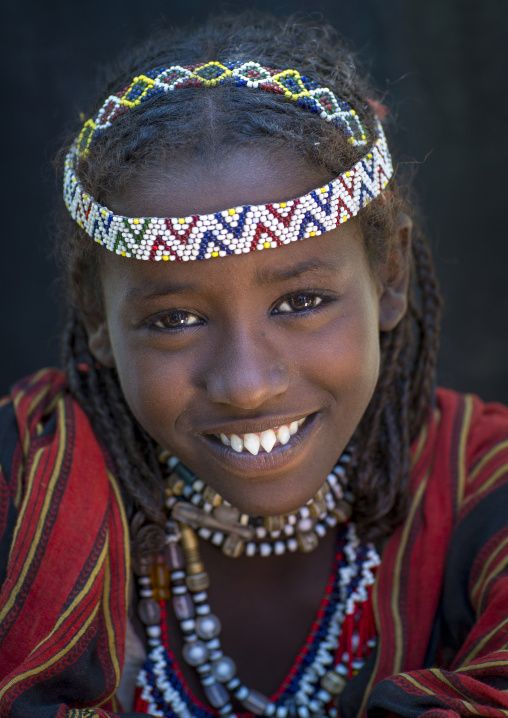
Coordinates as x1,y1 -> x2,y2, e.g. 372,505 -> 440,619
126,259 -> 339,301
126,282 -> 197,300
255,259 -> 339,285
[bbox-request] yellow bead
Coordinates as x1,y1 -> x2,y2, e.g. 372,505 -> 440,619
212,251 -> 219,257
263,241 -> 271,249
351,109 -> 356,116
133,218 -> 139,224
346,171 -> 351,177
280,202 -> 287,208
228,208 -> 235,215
348,137 -> 355,144
284,92 -> 292,98
309,231 -> 316,236
162,255 -> 169,261
178,218 -> 185,224
121,251 -> 126,256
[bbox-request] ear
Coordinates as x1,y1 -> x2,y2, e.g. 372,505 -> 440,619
83,314 -> 116,368
378,213 -> 412,332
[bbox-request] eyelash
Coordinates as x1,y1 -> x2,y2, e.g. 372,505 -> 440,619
149,291 -> 334,331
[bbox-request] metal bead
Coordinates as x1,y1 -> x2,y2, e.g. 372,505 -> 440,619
196,613 -> 221,639
222,534 -> 245,558
331,500 -> 353,523
321,669 -> 347,695
172,592 -> 195,621
182,640 -> 209,666
165,542 -> 185,570
211,655 -> 237,683
186,571 -> 210,592
264,515 -> 285,532
137,597 -> 161,626
296,530 -> 319,553
241,688 -> 271,715
204,681 -> 230,708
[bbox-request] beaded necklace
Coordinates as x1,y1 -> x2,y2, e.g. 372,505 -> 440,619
133,457 -> 379,717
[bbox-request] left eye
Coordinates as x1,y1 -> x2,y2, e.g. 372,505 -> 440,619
273,293 -> 323,314
153,310 -> 202,329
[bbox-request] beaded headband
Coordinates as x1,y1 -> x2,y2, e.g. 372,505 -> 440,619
64,61 -> 393,261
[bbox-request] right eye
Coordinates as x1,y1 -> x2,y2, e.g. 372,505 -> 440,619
152,310 -> 203,330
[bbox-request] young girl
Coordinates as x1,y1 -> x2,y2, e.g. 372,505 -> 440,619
1,13 -> 508,718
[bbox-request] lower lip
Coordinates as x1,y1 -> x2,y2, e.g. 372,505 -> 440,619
197,413 -> 320,476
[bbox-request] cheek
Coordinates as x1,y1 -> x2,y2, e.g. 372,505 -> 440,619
112,341 -> 194,444
298,295 -> 381,411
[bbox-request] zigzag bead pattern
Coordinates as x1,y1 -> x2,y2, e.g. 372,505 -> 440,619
64,61 -> 394,262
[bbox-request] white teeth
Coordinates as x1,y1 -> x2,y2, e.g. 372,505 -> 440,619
243,433 -> 261,455
260,429 -> 277,453
277,425 -> 291,445
219,417 -> 308,452
230,434 -> 244,453
289,421 -> 299,435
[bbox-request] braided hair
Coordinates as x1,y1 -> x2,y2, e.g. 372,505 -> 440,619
57,12 -> 441,556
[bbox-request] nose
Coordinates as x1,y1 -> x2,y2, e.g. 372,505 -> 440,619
205,328 -> 290,410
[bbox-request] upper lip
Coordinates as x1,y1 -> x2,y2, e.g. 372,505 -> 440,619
195,412 -> 317,437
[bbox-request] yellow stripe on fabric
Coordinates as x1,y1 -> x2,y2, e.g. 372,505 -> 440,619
410,422 -> 429,473
107,468 -> 130,611
461,615 -> 508,666
0,396 -> 9,410
356,572 -> 382,718
456,655 -> 508,672
29,536 -> 109,657
429,669 -> 482,707
0,400 -> 67,621
95,470 -> 131,706
472,533 -> 508,615
456,396 -> 474,514
0,601 -> 100,702
13,376 -> 53,457
399,673 -> 436,696
472,464 -> 508,501
356,469 -> 431,718
391,473 -> 430,674
469,440 -> 508,485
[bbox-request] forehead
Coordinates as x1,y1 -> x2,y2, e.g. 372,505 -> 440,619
107,146 -> 333,219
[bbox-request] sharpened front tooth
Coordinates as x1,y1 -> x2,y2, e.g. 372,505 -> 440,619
277,425 -> 291,445
220,434 -> 231,446
297,417 -> 305,427
230,434 -> 244,453
289,421 -> 299,435
260,429 -> 277,453
243,433 -> 260,456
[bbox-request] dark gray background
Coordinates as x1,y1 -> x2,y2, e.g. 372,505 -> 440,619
2,0 -> 507,402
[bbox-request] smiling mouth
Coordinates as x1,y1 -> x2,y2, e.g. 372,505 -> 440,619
215,417 -> 307,455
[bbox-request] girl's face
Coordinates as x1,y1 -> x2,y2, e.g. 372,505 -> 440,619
90,148 -> 405,516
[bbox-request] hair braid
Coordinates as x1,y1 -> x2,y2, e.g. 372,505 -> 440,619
62,304 -> 166,558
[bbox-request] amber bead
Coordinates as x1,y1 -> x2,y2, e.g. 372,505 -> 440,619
167,472 -> 185,495
150,561 -> 171,601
